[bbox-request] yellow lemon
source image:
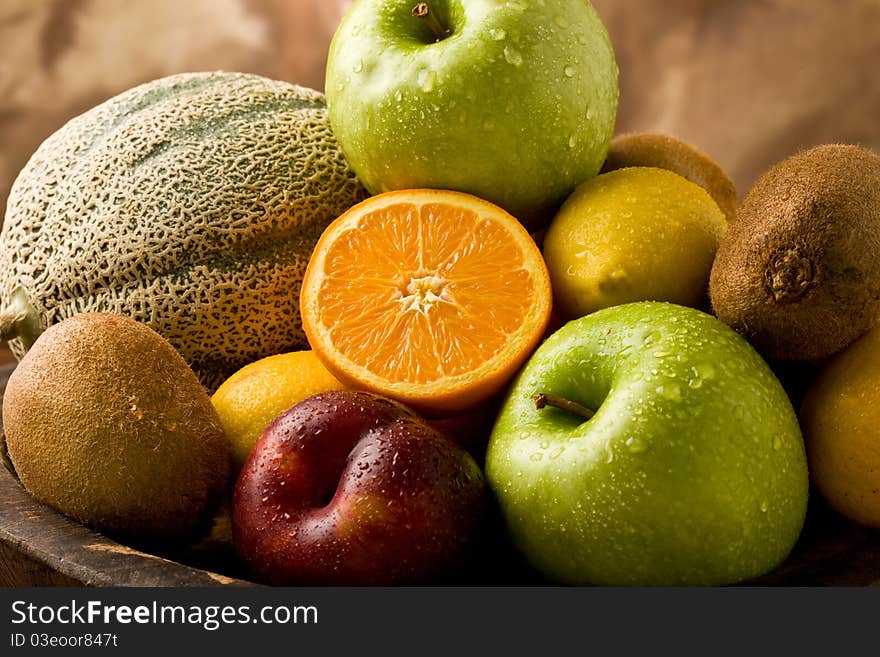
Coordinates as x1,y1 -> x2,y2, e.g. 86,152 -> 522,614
543,167 -> 727,319
211,350 -> 346,471
801,327 -> 880,526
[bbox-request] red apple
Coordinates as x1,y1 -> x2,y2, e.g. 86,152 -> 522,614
232,390 -> 486,585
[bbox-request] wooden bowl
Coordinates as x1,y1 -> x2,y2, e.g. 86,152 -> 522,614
1,362 -> 878,587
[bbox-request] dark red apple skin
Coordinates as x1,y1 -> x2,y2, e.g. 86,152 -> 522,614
232,390 -> 486,586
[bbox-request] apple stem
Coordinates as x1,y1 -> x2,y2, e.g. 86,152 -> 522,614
412,2 -> 450,42
532,393 -> 595,421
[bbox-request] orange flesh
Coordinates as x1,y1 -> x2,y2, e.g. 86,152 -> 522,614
308,195 -> 546,391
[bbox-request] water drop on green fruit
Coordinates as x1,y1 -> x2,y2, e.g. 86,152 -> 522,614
353,59 -> 363,73
503,46 -> 523,66
656,384 -> 682,402
605,441 -> 615,463
564,66 -> 577,78
643,330 -> 661,346
488,28 -> 506,41
688,362 -> 716,388
772,436 -> 783,451
697,363 -> 716,379
418,69 -> 436,92
625,437 -> 647,454
760,500 -> 769,513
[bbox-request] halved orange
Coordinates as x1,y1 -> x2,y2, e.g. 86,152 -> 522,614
300,189 -> 552,415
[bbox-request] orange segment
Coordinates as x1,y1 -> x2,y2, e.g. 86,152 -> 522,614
300,189 -> 552,414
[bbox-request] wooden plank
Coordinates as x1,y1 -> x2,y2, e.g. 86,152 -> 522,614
1,359 -> 879,586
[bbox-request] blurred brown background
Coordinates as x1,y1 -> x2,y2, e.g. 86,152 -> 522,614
2,0 -> 880,366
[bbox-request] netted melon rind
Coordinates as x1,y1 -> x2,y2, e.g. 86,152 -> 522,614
0,71 -> 368,389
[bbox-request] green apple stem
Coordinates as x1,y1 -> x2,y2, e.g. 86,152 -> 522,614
532,393 -> 595,421
412,2 -> 450,42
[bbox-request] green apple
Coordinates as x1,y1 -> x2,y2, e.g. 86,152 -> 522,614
325,0 -> 618,227
486,302 -> 808,586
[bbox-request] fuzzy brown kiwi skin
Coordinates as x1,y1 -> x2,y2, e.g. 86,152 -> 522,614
709,144 -> 880,361
2,313 -> 232,542
601,132 -> 738,223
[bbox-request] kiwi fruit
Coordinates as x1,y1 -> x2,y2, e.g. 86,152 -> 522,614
709,144 -> 880,361
2,313 -> 231,540
601,132 -> 738,223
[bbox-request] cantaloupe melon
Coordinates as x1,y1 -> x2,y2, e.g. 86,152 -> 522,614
0,71 -> 367,390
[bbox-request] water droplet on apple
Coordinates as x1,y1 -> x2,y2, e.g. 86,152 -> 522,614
488,28 -> 507,41
760,500 -> 769,513
353,59 -> 363,73
688,362 -> 715,388
503,46 -> 523,66
625,437 -> 648,453
418,69 -> 437,92
530,452 -> 543,462
697,362 -> 716,379
549,446 -> 565,460
605,441 -> 615,463
656,384 -> 682,402
772,436 -> 783,451
564,65 -> 577,78
568,134 -> 577,149
642,330 -> 661,346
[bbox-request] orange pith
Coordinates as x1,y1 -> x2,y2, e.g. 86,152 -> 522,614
300,189 -> 552,414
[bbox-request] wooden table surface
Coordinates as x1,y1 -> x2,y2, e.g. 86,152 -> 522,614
1,358 -> 880,587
